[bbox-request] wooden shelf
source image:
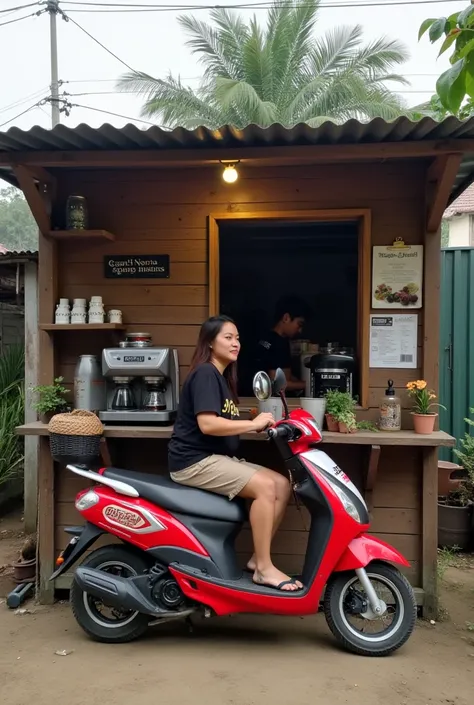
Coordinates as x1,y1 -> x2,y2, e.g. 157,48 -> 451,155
47,229 -> 115,241
39,323 -> 126,331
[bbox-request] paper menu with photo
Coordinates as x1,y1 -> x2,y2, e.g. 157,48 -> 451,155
372,240 -> 423,309
369,314 -> 418,369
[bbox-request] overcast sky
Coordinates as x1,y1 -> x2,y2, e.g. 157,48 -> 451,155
0,0 -> 466,132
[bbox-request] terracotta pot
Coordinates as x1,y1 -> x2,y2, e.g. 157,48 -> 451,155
12,558 -> 36,584
438,460 -> 464,497
325,414 -> 339,432
338,422 -> 357,434
412,413 -> 437,434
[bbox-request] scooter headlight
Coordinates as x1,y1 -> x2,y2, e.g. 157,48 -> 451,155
75,490 -> 99,511
331,484 -> 361,523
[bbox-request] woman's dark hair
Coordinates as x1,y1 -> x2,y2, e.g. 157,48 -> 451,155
189,315 -> 239,402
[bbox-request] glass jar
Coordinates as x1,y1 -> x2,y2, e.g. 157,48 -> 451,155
66,195 -> 88,230
379,379 -> 401,431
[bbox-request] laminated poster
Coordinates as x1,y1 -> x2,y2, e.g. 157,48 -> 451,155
369,314 -> 418,369
372,239 -> 423,309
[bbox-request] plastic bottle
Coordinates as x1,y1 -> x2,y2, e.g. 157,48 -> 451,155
379,379 -> 401,431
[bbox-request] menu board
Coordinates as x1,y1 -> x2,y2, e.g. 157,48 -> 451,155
372,239 -> 423,309
369,314 -> 418,369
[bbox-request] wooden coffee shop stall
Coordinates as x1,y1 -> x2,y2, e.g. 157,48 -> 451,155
2,116 -> 474,617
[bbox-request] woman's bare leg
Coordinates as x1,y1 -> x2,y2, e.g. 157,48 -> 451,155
246,471 -> 291,568
239,472 -> 300,591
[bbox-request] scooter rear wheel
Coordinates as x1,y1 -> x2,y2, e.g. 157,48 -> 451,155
323,561 -> 416,656
70,545 -> 150,643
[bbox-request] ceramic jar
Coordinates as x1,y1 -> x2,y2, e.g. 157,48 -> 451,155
71,298 -> 87,324
89,296 -> 105,324
55,298 -> 70,324
107,309 -> 122,324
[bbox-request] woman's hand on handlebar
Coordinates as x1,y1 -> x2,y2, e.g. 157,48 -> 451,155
251,412 -> 275,432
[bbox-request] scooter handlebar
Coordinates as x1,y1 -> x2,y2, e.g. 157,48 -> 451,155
267,425 -> 291,440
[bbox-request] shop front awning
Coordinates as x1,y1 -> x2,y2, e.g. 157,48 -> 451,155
1,116 -> 474,205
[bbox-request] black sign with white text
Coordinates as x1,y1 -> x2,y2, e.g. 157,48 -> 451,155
104,255 -> 170,279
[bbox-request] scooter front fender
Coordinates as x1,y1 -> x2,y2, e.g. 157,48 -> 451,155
333,533 -> 410,572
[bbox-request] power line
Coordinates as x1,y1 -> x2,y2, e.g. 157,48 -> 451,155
59,0 -> 468,12
0,2 -> 39,13
0,9 -> 42,26
0,99 -> 48,129
62,100 -> 161,125
59,9 -> 137,71
0,87 -> 50,116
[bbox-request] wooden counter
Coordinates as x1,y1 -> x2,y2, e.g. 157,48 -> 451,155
16,421 -> 455,447
17,421 -> 455,617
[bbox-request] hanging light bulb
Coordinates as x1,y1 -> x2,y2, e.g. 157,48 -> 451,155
221,161 -> 239,183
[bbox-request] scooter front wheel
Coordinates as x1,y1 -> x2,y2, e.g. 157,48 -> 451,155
323,561 -> 416,656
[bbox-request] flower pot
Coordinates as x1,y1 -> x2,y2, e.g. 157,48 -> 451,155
412,412 -> 437,434
338,422 -> 356,434
325,413 -> 339,432
438,500 -> 473,551
438,460 -> 464,497
12,558 -> 36,584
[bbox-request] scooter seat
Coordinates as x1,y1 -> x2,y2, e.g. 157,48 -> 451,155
102,467 -> 247,523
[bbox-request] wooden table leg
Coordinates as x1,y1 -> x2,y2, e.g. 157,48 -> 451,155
100,437 -> 112,467
364,445 -> 381,517
37,435 -> 55,605
422,446 -> 438,619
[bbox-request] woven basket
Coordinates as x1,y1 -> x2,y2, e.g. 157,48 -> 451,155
48,410 -> 104,465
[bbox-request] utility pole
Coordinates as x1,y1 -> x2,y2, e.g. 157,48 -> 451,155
47,0 -> 60,127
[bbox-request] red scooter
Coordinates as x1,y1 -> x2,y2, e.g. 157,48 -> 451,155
52,369 -> 416,656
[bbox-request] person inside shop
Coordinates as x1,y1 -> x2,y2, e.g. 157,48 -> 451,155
168,315 -> 303,592
255,295 -> 311,395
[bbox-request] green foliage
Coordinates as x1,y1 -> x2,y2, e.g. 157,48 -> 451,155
0,186 -> 37,252
119,0 -> 411,129
0,345 -> 25,487
450,407 -> 474,506
419,7 -> 474,114
325,389 -> 357,429
31,377 -> 69,415
412,93 -> 474,120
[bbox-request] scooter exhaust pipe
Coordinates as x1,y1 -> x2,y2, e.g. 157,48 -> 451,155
75,566 -> 166,618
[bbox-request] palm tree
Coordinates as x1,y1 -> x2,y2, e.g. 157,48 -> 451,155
118,0 -> 410,129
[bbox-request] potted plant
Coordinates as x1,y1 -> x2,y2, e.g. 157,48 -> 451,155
31,377 -> 70,423
406,379 -> 445,434
325,390 -> 357,433
438,408 -> 474,550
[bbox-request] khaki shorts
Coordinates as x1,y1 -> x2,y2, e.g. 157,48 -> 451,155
170,455 -> 266,500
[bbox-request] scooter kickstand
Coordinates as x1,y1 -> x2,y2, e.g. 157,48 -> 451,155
185,615 -> 194,634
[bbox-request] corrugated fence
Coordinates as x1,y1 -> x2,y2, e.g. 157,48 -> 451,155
439,247 -> 474,459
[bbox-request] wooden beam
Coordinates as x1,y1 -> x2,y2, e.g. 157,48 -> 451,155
2,139 -> 474,168
12,165 -> 50,235
422,446 -> 438,619
22,165 -> 56,186
23,261 -> 39,534
426,153 -> 463,233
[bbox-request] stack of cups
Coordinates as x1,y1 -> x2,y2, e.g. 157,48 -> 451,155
55,298 -> 70,324
89,296 -> 105,323
71,298 -> 87,324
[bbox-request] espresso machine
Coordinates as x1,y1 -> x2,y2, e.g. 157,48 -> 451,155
99,333 -> 179,424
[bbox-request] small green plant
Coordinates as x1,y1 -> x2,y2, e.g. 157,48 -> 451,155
31,377 -> 69,416
450,407 -> 474,506
437,546 -> 461,580
325,390 -> 357,431
357,420 -> 378,432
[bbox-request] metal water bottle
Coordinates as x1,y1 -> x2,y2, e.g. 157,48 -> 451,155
74,355 -> 106,412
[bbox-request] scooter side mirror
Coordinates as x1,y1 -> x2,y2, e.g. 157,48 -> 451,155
253,371 -> 272,401
272,368 -> 287,396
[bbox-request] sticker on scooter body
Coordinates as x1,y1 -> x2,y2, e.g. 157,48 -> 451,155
300,449 -> 366,505
103,504 -> 147,529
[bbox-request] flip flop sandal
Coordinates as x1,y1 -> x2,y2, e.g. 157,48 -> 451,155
253,579 -> 303,592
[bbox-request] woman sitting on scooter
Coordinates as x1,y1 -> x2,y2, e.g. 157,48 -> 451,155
168,315 -> 302,592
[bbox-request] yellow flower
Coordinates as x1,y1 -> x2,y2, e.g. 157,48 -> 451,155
429,393 -> 436,400
406,382 -> 416,390
416,380 -> 427,390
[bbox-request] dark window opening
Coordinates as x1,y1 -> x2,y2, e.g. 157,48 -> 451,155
218,220 -> 360,398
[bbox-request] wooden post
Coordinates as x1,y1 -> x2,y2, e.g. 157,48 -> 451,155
23,260 -> 39,533
421,223 -> 442,617
422,446 -> 438,618
37,183 -> 56,604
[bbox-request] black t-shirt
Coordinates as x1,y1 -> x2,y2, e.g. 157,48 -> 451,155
256,330 -> 292,373
168,363 -> 240,472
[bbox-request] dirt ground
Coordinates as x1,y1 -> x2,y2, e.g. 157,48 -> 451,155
1,507 -> 473,705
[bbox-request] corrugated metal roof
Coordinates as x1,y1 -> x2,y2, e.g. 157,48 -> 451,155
0,250 -> 38,262
2,116 -> 474,201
